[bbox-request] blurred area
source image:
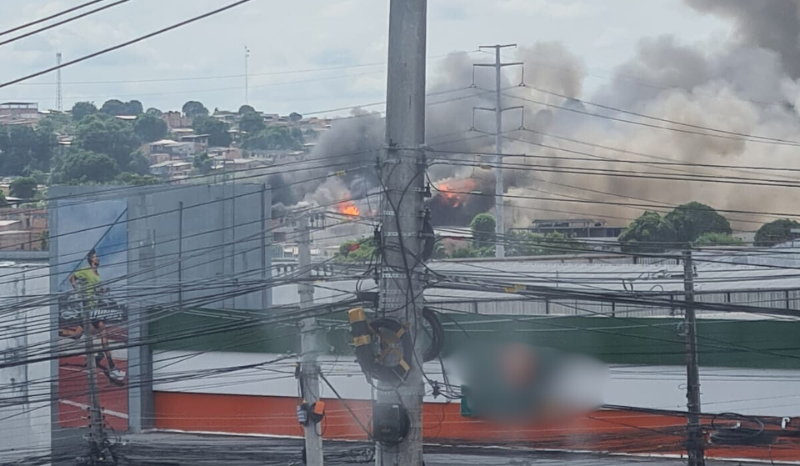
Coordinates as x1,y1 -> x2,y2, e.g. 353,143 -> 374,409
452,341 -> 607,423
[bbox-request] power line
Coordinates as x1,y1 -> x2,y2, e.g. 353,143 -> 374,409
0,0 -> 260,90
11,51 -> 481,86
0,0 -> 131,48
526,84 -> 797,146
0,0 -> 106,37
499,91 -> 800,147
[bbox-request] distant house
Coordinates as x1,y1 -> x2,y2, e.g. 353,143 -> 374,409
0,208 -> 48,251
162,111 -> 192,129
247,149 -> 304,164
526,219 -> 625,239
0,102 -> 41,126
212,111 -> 238,125
208,147 -> 242,160
179,134 -> 210,154
213,158 -> 268,172
150,160 -> 193,181
148,139 -> 194,160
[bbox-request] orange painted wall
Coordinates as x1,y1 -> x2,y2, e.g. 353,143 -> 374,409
154,392 -> 800,462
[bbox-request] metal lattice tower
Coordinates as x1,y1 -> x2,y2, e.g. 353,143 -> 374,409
56,53 -> 63,112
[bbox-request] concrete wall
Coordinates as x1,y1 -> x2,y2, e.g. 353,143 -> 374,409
0,265 -> 51,459
48,183 -> 272,461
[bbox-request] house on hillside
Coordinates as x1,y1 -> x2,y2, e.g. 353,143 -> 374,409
0,102 -> 41,126
150,160 -> 193,181
162,111 -> 192,129
179,134 -> 210,154
148,139 -> 193,161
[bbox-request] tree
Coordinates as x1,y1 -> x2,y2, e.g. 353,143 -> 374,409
335,237 -> 378,262
182,101 -> 209,119
146,107 -> 163,117
125,100 -> 144,116
39,230 -> 48,250
694,232 -> 743,247
115,172 -> 160,185
38,112 -> 73,135
0,125 -> 56,176
619,211 -> 677,253
100,99 -> 126,116
665,202 -> 731,244
242,126 -> 303,151
238,104 -> 255,114
9,177 -> 38,199
289,112 -> 303,123
134,113 -> 168,142
71,102 -> 97,121
56,150 -> 120,183
0,191 -> 10,208
506,230 -> 583,257
100,99 -> 142,116
470,213 -> 496,247
74,113 -> 143,172
239,112 -> 265,134
192,115 -> 231,147
450,246 -> 493,259
755,219 -> 800,247
193,152 -> 214,175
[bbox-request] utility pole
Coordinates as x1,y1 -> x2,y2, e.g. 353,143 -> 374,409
56,52 -> 63,112
682,250 -> 705,466
297,213 -> 323,466
378,0 -> 427,464
474,45 -> 523,258
244,45 -> 250,105
81,291 -> 108,463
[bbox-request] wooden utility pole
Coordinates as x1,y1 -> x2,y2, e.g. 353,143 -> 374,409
378,0 -> 428,464
683,250 -> 705,466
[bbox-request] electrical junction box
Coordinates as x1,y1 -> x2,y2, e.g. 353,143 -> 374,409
372,402 -> 409,446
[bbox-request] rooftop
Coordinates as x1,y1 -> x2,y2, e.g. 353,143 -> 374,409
0,102 -> 37,107
112,432 -> 724,466
151,160 -> 193,168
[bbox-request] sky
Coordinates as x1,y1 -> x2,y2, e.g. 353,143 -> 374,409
0,0 -> 729,117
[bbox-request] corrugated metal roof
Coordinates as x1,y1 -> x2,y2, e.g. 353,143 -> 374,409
428,261 -> 800,293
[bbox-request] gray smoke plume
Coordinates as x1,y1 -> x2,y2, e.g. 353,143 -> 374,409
685,0 -> 800,78
498,6 -> 800,231
298,12 -> 800,235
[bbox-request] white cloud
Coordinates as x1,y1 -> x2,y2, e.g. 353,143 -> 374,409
500,0 -> 600,18
0,0 -> 727,114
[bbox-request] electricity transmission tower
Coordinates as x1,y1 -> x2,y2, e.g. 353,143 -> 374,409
473,44 -> 523,258
56,52 -> 63,112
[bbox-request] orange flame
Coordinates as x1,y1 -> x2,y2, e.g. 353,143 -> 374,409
436,179 -> 477,208
338,201 -> 360,217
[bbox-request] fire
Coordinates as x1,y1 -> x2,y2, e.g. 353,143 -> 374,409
338,201 -> 360,217
436,179 -> 477,208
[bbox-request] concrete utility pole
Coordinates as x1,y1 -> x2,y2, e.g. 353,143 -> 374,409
297,214 -> 323,466
682,250 -> 705,466
474,45 -> 523,258
81,294 -> 106,461
378,0 -> 427,464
